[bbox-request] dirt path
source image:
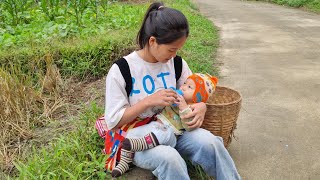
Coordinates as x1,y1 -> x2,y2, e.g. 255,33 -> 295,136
194,0 -> 320,179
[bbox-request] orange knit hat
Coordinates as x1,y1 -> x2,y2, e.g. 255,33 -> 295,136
187,73 -> 218,103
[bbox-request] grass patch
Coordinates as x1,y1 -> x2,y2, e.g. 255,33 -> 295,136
0,3 -> 145,167
3,0 -> 219,179
305,0 -> 320,12
0,62 -> 66,174
13,103 -> 109,179
0,29 -> 137,174
251,0 -> 320,13
0,1 -> 146,49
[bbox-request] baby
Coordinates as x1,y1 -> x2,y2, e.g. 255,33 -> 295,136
111,73 -> 218,177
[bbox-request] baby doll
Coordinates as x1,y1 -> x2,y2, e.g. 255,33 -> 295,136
111,73 -> 218,177
157,73 -> 218,135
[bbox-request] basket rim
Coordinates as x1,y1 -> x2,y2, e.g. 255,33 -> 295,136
206,86 -> 242,106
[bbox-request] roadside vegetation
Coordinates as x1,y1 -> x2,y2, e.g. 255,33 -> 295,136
0,0 -> 219,179
251,0 -> 320,13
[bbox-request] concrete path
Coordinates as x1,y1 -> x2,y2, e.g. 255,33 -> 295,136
194,0 -> 320,179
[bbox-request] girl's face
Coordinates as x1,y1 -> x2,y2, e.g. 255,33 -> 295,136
179,78 -> 196,103
149,36 -> 187,63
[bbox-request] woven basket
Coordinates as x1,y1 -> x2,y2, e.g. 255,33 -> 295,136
201,86 -> 242,148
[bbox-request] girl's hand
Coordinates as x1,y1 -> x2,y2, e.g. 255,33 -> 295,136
144,89 -> 178,107
174,95 -> 188,110
181,102 -> 207,129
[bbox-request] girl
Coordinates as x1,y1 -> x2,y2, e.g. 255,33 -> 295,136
111,73 -> 219,177
104,2 -> 241,180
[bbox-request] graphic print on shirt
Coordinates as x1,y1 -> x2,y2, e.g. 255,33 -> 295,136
130,71 -> 176,97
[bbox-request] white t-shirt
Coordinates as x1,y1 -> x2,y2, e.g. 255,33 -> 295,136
105,51 -> 192,129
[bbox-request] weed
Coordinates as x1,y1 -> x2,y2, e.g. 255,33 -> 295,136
0,61 -> 66,173
13,103 -> 109,179
39,0 -> 63,21
0,67 -> 36,173
1,0 -> 34,26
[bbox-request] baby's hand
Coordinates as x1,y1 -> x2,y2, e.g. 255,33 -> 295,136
174,95 -> 188,110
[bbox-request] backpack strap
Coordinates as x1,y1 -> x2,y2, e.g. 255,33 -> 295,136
115,58 -> 132,97
115,56 -> 183,97
174,55 -> 183,82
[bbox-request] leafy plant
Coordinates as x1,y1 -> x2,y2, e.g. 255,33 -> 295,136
100,0 -> 110,14
39,0 -> 63,21
68,0 -> 90,26
1,0 -> 34,25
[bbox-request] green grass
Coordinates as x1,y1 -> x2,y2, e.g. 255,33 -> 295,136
251,0 -> 320,13
7,0 -> 219,179
305,0 -> 320,12
0,1 -> 146,48
0,3 -> 147,80
13,103 -> 109,179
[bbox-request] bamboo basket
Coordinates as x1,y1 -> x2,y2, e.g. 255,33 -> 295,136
202,86 -> 242,148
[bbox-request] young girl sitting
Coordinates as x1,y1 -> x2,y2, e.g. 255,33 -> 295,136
103,2 -> 240,179
112,73 -> 218,177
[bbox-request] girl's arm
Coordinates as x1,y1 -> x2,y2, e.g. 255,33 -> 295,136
180,102 -> 207,129
113,89 -> 178,129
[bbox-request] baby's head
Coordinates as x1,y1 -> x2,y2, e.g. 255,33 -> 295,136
180,73 -> 218,103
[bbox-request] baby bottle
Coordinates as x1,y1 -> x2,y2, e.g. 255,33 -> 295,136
172,89 -> 184,107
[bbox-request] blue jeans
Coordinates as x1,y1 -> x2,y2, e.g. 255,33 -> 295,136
126,121 -> 241,180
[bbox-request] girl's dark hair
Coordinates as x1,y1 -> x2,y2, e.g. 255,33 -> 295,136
137,2 -> 189,49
